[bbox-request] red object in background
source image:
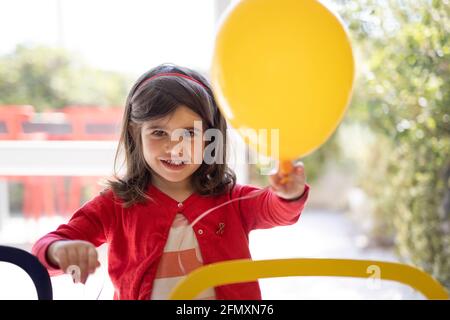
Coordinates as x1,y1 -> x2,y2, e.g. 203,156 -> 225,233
0,105 -> 53,219
0,105 -> 124,219
0,105 -> 35,139
60,106 -> 123,214
61,105 -> 123,140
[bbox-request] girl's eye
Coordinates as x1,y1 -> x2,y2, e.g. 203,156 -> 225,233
185,130 -> 197,138
151,130 -> 166,137
150,129 -> 197,138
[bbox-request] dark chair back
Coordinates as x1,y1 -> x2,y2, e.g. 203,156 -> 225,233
0,245 -> 53,300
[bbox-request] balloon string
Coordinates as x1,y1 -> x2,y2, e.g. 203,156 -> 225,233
177,186 -> 270,275
95,279 -> 105,300
78,263 -> 105,300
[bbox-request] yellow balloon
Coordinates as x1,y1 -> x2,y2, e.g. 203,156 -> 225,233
211,0 -> 355,161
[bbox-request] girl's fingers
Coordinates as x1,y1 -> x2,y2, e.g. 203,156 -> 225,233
291,164 -> 305,181
269,162 -> 306,197
272,174 -> 289,191
87,247 -> 99,274
77,247 -> 89,284
56,248 -> 69,274
67,248 -> 78,268
270,161 -> 305,195
293,162 -> 304,174
65,248 -> 81,283
275,166 -> 304,185
50,241 -> 99,285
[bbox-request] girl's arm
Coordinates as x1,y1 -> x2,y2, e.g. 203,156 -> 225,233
32,190 -> 115,278
234,163 -> 309,232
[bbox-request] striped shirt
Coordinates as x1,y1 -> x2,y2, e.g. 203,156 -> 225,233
150,213 -> 216,300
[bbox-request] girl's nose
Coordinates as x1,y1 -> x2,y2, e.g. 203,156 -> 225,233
170,148 -> 183,157
165,141 -> 183,157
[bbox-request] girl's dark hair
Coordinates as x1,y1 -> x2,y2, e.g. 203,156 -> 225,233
106,63 -> 236,207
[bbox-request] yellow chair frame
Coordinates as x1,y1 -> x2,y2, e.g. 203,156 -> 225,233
169,258 -> 448,300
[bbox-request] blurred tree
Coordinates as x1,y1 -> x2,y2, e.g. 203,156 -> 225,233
338,0 -> 449,288
0,44 -> 131,111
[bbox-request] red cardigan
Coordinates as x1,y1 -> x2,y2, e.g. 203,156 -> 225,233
32,183 -> 309,300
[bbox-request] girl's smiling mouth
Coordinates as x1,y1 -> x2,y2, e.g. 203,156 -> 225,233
160,158 -> 188,170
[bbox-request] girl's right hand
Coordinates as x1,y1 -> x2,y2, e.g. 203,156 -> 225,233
47,240 -> 101,284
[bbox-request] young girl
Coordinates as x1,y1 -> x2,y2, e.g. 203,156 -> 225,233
32,63 -> 309,300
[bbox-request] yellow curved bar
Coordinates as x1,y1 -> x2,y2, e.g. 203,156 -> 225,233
169,258 -> 448,300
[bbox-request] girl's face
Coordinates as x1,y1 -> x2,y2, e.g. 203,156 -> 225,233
141,105 -> 205,189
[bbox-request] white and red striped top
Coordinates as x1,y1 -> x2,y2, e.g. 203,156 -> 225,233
150,213 -> 216,300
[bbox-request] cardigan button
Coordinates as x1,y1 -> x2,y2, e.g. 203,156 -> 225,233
197,229 -> 204,235
177,202 -> 183,208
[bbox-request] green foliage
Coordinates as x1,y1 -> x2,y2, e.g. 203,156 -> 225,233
338,0 -> 449,288
301,131 -> 342,183
0,44 -> 131,111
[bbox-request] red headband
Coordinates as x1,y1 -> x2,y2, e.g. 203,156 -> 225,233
138,72 -> 209,91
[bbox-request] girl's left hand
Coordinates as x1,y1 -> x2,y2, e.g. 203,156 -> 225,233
269,162 -> 306,200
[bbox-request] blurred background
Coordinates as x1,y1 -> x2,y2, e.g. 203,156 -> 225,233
0,0 -> 448,299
